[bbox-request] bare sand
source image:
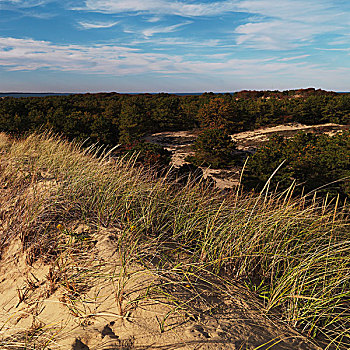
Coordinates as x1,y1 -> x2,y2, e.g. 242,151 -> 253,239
0,224 -> 320,350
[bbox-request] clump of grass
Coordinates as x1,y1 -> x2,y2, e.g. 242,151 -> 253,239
0,132 -> 349,349
0,132 -> 11,151
0,322 -> 61,350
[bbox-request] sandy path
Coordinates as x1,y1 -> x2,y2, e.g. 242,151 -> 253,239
231,123 -> 348,150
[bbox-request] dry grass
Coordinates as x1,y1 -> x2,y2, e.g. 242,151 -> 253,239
0,132 -> 349,349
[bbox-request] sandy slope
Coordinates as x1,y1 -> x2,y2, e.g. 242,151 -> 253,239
0,226 -> 320,350
0,132 -> 334,349
231,123 -> 349,150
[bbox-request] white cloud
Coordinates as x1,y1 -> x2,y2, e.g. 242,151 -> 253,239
129,37 -> 223,48
0,0 -> 54,7
236,0 -> 334,22
279,55 -> 310,61
0,35 -> 342,77
0,37 -> 142,74
0,36 -> 276,76
234,20 -> 317,50
140,21 -> 191,38
318,47 -> 350,52
79,0 -> 241,17
233,0 -> 348,50
78,20 -> 119,29
0,0 -> 57,19
79,0 -> 347,25
146,16 -> 162,23
76,0 -> 350,51
1,36 -> 350,91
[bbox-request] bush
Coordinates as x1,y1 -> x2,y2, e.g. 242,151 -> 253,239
243,131 -> 350,199
118,141 -> 171,174
196,98 -> 234,130
186,128 -> 239,168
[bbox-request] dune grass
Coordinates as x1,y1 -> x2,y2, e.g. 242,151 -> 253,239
0,132 -> 349,349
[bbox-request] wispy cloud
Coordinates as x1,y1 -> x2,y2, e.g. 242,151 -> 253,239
0,36 -> 277,76
234,20 -> 316,50
0,0 -> 54,7
79,0 -> 241,17
0,36 -> 184,74
234,0 -> 348,50
140,21 -> 192,38
130,37 -> 223,48
0,0 -> 57,19
279,54 -> 310,61
146,16 -> 162,23
79,0 -> 348,25
76,0 -> 350,51
0,35 -> 346,80
78,20 -> 119,29
317,47 -> 350,52
236,0 -> 336,22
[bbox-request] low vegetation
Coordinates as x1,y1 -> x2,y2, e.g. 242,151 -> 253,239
0,133 -> 349,349
243,131 -> 350,199
185,128 -> 240,168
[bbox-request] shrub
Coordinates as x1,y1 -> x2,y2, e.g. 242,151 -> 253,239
186,128 -> 239,168
242,131 -> 350,199
118,141 -> 171,174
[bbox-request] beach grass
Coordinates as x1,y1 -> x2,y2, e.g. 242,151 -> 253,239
0,132 -> 349,349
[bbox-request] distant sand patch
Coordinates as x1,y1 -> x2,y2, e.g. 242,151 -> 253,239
144,123 -> 349,189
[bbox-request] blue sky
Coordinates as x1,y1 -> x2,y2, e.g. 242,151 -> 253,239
0,0 -> 350,92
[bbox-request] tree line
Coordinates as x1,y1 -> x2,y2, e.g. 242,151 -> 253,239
0,89 -> 349,147
0,89 -> 349,198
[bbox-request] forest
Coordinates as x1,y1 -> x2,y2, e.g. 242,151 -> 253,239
0,88 -> 349,198
0,88 -> 349,145
242,131 -> 350,199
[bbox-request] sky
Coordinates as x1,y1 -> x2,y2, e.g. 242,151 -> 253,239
0,0 -> 350,92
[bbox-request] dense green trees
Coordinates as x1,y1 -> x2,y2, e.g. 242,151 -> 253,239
186,128 -> 238,168
119,97 -> 147,144
0,90 -> 349,198
242,131 -> 350,199
0,90 -> 349,149
197,98 -> 235,130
